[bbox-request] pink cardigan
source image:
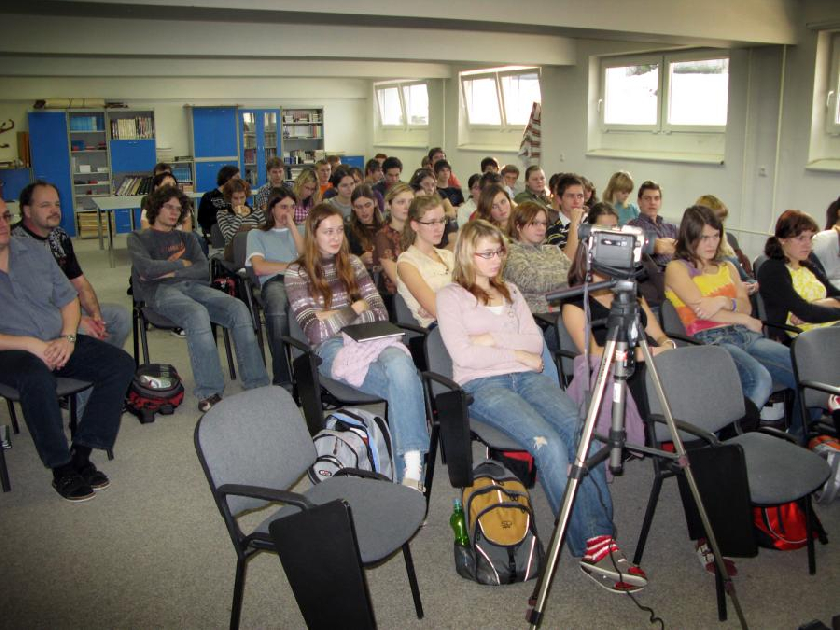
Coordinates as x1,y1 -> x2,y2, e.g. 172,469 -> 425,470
436,281 -> 545,385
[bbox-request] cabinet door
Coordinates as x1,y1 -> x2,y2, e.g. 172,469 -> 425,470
28,111 -> 76,236
240,110 -> 258,189
195,160 -> 239,193
110,139 -> 156,173
193,107 -> 239,158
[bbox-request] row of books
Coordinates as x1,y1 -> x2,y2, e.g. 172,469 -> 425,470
283,125 -> 323,139
283,149 -> 325,165
115,175 -> 153,196
111,117 -> 155,140
283,111 -> 322,124
69,115 -> 104,132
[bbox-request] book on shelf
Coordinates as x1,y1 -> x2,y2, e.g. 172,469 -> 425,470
110,116 -> 155,140
69,115 -> 103,132
115,175 -> 153,196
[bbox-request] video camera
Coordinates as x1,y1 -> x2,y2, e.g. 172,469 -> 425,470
578,224 -> 656,273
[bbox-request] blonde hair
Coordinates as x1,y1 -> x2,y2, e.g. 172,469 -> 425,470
695,195 -> 734,257
385,181 -> 414,205
402,194 -> 445,250
292,168 -> 322,205
452,220 -> 512,306
603,171 -> 634,205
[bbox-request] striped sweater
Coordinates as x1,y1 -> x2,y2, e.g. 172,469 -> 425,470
284,254 -> 388,347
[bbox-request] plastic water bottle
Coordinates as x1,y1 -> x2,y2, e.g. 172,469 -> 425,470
450,498 -> 469,546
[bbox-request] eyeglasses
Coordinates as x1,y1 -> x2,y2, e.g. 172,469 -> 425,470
474,248 -> 506,259
162,203 -> 182,212
417,219 -> 447,226
319,227 -> 344,237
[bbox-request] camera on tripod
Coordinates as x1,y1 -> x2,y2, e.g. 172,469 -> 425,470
578,224 -> 656,272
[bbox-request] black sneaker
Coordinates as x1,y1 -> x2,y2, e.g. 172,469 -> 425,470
52,473 -> 96,503
198,393 -> 223,413
78,462 -> 111,490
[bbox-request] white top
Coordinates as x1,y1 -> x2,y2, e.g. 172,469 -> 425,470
812,228 -> 839,290
396,244 -> 455,328
457,198 -> 476,227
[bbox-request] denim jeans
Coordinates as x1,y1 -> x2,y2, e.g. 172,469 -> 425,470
77,303 -> 132,416
317,336 -> 429,482
0,336 -> 135,468
261,276 -> 292,386
151,281 -> 269,400
462,371 -> 614,557
694,324 -> 796,409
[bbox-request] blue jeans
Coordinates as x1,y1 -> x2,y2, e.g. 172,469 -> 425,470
151,281 -> 269,400
694,324 -> 796,409
317,336 -> 429,482
0,336 -> 135,468
261,276 -> 292,386
462,371 -> 614,557
77,303 -> 131,416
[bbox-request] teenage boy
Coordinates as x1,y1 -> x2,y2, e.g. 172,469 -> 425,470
315,158 -> 332,195
501,164 -> 521,197
0,198 -> 134,502
545,173 -> 587,257
197,165 -> 240,239
628,181 -> 677,267
480,156 -> 500,173
128,187 -> 269,412
254,157 -> 287,212
364,158 -> 384,185
427,147 -> 461,188
374,156 -> 403,196
433,159 -> 464,206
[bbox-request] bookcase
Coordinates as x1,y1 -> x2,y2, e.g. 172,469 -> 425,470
281,108 -> 325,181
69,111 -> 111,231
189,106 -> 240,193
169,158 -> 195,193
239,109 -> 281,190
28,110 -> 78,236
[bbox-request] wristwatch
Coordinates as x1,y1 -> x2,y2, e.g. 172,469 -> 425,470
65,334 -> 77,343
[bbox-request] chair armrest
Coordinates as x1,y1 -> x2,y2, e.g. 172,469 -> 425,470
394,322 -> 428,336
217,484 -> 314,509
421,370 -> 474,405
799,380 -> 840,396
755,427 -> 798,443
666,333 -> 703,347
761,320 -> 802,335
334,468 -> 392,482
280,335 -> 320,361
649,413 -> 721,446
533,312 -> 559,329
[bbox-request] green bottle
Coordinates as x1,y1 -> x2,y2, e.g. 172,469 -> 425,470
450,498 -> 469,546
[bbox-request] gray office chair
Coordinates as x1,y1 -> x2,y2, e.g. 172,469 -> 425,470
392,292 -> 429,371
194,386 -> 424,629
791,326 -> 840,437
231,231 -> 267,364
635,345 -> 830,621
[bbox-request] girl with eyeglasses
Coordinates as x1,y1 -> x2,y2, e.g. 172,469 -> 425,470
435,220 -> 648,593
344,184 -> 385,271
396,195 -> 456,327
284,204 -> 429,490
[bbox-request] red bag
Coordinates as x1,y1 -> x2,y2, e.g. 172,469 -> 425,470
753,502 -> 825,550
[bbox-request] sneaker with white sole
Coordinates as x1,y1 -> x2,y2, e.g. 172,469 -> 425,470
579,536 -> 647,593
695,539 -> 738,576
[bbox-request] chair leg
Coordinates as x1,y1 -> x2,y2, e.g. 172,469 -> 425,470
804,495 -> 817,574
223,328 -> 236,380
714,562 -> 728,621
229,556 -> 248,630
132,308 -> 141,368
139,316 -> 151,365
423,423 -> 440,507
633,472 -> 664,566
402,544 -> 424,619
7,399 -> 20,434
0,441 -> 10,492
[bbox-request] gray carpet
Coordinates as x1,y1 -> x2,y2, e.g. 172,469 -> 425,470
1,235 -> 838,629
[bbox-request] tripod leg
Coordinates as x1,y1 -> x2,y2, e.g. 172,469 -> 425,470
633,472 -> 663,566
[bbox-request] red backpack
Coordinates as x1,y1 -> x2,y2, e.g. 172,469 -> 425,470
126,363 -> 185,424
753,502 -> 827,550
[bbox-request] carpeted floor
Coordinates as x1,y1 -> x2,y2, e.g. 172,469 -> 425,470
1,235 -> 838,629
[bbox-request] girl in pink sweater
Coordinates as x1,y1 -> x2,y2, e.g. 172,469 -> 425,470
435,220 -> 647,593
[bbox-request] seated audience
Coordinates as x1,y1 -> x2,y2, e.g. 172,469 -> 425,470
128,186 -> 269,412
757,210 -> 840,336
364,158 -> 383,186
427,148 -> 460,188
664,205 -> 796,414
501,164 -> 521,197
435,220 -> 648,593
0,199 -> 134,502
812,196 -> 840,289
513,165 -> 550,212
216,179 -> 264,260
141,172 -> 193,232
292,167 -> 320,225
397,195 -> 455,327
373,182 -> 414,296
410,167 -> 456,220
696,194 -> 755,285
374,156 -> 404,197
315,158 -> 332,195
481,156 -> 500,173
197,165 -> 239,238
253,157 -> 287,213
284,204 -> 429,489
603,171 -> 639,226
581,176 -> 598,210
476,183 -> 514,236
457,173 -> 482,227
325,166 -> 356,218
433,159 -> 465,207
503,201 -> 571,314
545,173 -> 587,255
245,188 -> 305,389
629,181 -> 677,267
344,184 -> 384,271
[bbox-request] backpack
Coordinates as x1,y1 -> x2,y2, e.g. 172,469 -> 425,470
308,408 -> 395,483
125,363 -> 185,424
454,461 -> 544,585
809,435 -> 840,504
753,501 -> 827,550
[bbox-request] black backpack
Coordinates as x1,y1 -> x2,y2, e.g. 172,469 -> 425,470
126,363 -> 185,424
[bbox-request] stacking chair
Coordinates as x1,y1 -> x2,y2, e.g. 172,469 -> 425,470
634,345 -> 830,620
422,326 -> 531,489
791,326 -> 840,438
130,267 -> 236,378
392,293 -> 429,371
0,378 -> 115,491
230,232 -> 267,364
534,311 -> 580,386
195,387 -> 424,629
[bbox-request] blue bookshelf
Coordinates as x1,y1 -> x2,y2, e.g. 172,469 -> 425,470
28,111 -> 76,236
239,109 -> 281,190
191,107 -> 240,192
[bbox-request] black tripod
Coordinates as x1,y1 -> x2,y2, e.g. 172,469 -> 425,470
526,275 -> 748,629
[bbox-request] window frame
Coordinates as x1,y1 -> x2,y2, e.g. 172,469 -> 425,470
374,80 -> 429,130
600,51 -> 729,134
460,67 -> 542,130
826,33 -> 840,136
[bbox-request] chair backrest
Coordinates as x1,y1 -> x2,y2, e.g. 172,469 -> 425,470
210,223 -> 225,249
195,387 -> 315,517
393,292 -> 420,326
424,326 -> 453,383
232,231 -> 252,270
645,345 -> 746,442
791,327 -> 840,409
753,253 -> 768,277
553,314 -> 578,380
659,299 -> 688,337
288,313 -> 310,360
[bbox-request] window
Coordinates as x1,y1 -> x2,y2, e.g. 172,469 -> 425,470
461,67 -> 542,128
375,81 -> 428,128
827,33 -> 840,135
601,52 -> 729,132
